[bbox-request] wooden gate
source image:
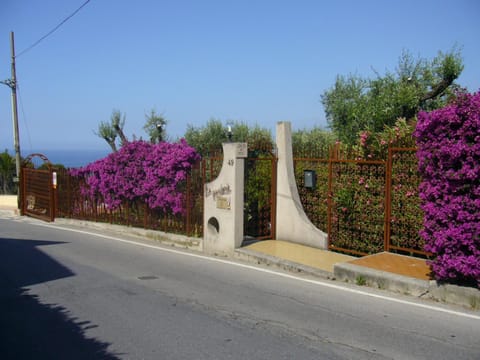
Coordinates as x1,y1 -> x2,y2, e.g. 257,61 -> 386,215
244,143 -> 277,240
21,153 -> 56,222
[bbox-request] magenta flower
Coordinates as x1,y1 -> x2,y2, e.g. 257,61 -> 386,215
415,91 -> 480,287
70,140 -> 200,215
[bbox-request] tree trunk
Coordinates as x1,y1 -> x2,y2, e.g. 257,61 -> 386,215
104,137 -> 117,152
114,124 -> 128,146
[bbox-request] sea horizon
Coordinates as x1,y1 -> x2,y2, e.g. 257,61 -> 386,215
5,148 -> 111,169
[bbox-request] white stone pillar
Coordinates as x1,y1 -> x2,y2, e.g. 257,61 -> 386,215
276,121 -> 328,249
203,142 -> 247,256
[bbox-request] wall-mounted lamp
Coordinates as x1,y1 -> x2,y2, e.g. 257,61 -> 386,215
156,123 -> 163,142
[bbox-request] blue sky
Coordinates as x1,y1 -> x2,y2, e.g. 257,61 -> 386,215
1,0 -> 479,152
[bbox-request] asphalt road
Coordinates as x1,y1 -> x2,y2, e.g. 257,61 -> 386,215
1,216 -> 479,359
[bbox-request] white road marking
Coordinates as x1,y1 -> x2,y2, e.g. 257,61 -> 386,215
39,222 -> 480,320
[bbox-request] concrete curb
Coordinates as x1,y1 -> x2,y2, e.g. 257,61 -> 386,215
334,262 -> 480,310
236,248 -> 480,311
334,262 -> 430,296
0,208 -> 19,217
428,282 -> 480,310
54,218 -> 202,252
234,247 -> 335,280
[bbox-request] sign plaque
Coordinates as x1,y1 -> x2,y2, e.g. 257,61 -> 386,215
236,143 -> 248,158
216,196 -> 231,210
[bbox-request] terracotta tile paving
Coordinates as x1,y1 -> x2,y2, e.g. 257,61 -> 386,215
348,252 -> 433,281
243,241 -> 432,281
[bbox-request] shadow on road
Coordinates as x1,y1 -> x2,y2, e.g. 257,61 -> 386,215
0,237 -> 121,359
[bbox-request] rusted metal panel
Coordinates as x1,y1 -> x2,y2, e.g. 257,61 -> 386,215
54,159 -> 213,238
22,167 -> 54,222
386,147 -> 429,256
244,148 -> 278,240
293,146 -> 426,257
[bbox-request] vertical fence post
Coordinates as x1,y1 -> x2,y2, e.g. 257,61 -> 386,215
94,192 -> 98,222
186,170 -> 192,236
20,166 -> 25,215
66,169 -> 71,218
126,202 -> 130,226
143,202 -> 148,229
270,154 -> 277,239
384,146 -> 393,252
326,145 -> 335,249
51,169 -> 57,222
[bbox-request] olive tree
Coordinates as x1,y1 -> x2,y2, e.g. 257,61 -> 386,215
321,48 -> 464,145
95,109 -> 127,152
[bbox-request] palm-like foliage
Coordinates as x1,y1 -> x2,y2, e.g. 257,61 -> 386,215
0,150 -> 16,194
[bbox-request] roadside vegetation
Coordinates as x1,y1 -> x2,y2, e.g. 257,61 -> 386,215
0,150 -> 16,194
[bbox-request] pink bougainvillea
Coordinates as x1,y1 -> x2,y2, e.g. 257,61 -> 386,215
415,91 -> 480,287
70,140 -> 200,215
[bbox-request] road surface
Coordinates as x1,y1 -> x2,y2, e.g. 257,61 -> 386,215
1,216 -> 479,359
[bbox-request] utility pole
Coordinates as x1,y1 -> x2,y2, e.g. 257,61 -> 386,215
1,31 -> 21,184
10,31 -> 21,183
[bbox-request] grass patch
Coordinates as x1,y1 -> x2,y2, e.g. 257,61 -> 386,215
355,275 -> 367,286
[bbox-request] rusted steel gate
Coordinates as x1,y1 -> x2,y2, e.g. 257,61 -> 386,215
294,146 -> 425,256
244,144 -> 277,240
21,153 -> 56,222
327,157 -> 386,255
385,147 -> 426,256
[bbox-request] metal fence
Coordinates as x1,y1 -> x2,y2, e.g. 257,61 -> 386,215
53,145 -> 424,256
244,142 -> 277,240
294,146 -> 426,256
22,167 -> 55,222
21,153 -> 56,222
385,147 -> 425,255
55,156 -> 222,237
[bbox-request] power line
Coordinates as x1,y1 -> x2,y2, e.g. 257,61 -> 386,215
16,0 -> 92,58
16,84 -> 33,153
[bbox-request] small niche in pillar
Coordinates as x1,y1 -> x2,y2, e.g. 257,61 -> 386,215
207,217 -> 220,233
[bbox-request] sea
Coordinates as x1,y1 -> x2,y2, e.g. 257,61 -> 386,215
19,148 -> 111,169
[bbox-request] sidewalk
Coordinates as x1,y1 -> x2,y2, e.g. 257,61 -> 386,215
0,195 -> 19,216
236,240 -> 480,310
